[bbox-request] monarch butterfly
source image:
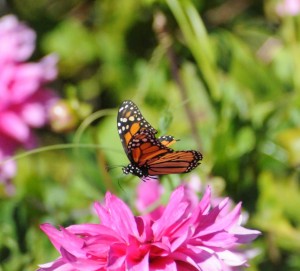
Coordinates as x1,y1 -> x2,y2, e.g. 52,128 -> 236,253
117,100 -> 202,179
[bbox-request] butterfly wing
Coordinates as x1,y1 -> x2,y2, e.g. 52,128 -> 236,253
147,150 -> 203,175
127,130 -> 202,175
117,100 -> 157,162
128,129 -> 173,166
158,135 -> 178,147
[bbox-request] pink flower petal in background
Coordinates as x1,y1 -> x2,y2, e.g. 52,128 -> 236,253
135,179 -> 165,220
0,15 -> 35,63
38,186 -> 260,271
0,111 -> 30,142
19,89 -> 58,128
276,0 -> 300,16
0,14 -> 58,193
0,134 -> 17,195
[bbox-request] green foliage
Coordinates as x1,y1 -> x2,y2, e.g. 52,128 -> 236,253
1,0 -> 300,270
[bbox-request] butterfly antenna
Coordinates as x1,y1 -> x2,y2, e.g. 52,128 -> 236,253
105,164 -> 125,172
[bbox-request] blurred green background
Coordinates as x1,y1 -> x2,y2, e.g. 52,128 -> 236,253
1,0 -> 300,270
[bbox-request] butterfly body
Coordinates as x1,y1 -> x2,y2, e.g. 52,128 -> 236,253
117,100 -> 202,178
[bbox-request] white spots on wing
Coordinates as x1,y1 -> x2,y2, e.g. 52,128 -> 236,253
120,118 -> 128,123
122,126 -> 125,131
125,124 -> 129,129
129,116 -> 135,121
118,129 -> 122,134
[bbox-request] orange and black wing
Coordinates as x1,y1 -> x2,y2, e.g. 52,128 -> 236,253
127,130 -> 202,175
128,129 -> 173,167
146,150 -> 203,175
117,100 -> 157,162
158,135 -> 178,147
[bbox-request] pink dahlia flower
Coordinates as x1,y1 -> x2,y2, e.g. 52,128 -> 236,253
38,186 -> 260,270
0,15 -> 58,192
135,177 -> 259,271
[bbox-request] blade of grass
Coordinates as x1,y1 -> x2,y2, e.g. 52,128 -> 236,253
166,0 -> 220,100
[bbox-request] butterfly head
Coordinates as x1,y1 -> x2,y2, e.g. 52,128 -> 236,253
122,164 -> 146,178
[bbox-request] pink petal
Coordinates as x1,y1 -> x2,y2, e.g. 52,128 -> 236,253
40,224 -> 84,257
150,241 -> 171,257
20,102 -> 46,127
126,251 -> 150,271
94,192 -> 140,242
11,63 -> 47,100
0,15 -> 35,62
276,0 -> 300,16
135,180 -> 164,213
217,250 -> 247,267
8,56 -> 57,103
172,248 -> 207,271
67,223 -> 119,238
60,247 -> 77,263
0,111 -> 30,142
193,186 -> 212,220
194,201 -> 241,237
199,232 -> 238,248
134,216 -> 153,242
0,158 -> 16,180
175,246 -> 223,271
39,54 -> 59,81
175,261 -> 199,271
171,228 -> 192,252
37,257 -> 76,271
107,242 -> 127,269
149,257 -> 177,271
152,186 -> 190,239
17,88 -> 57,128
230,226 -> 261,243
59,248 -> 106,271
59,227 -> 87,257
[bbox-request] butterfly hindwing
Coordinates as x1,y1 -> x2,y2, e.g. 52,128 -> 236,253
128,129 -> 173,166
158,135 -> 178,147
147,150 -> 203,175
126,129 -> 202,176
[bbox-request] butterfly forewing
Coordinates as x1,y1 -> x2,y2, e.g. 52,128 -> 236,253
117,100 -> 157,162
